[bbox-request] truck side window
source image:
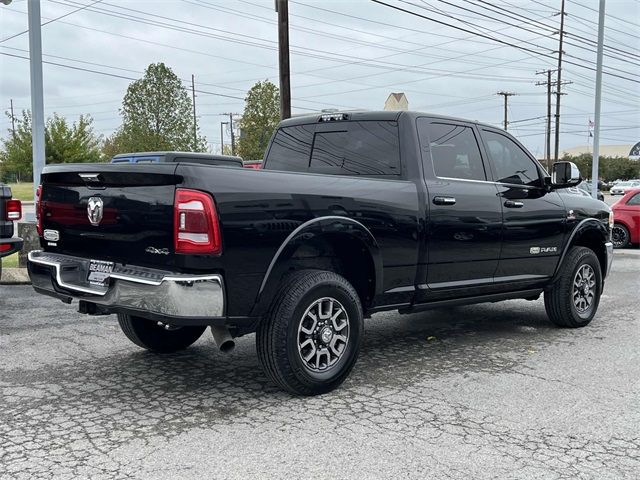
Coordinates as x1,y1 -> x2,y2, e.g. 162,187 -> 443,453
309,121 -> 401,177
264,124 -> 315,172
418,121 -> 486,181
482,130 -> 541,186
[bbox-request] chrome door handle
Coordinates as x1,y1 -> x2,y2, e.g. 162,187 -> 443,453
433,196 -> 456,205
504,200 -> 524,208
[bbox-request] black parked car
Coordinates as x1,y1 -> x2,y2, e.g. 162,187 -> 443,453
28,111 -> 613,395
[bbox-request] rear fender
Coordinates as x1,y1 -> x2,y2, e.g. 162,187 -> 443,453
253,216 -> 383,311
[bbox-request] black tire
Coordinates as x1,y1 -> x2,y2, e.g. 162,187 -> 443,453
117,314 -> 206,353
611,223 -> 630,249
544,246 -> 602,328
256,270 -> 364,396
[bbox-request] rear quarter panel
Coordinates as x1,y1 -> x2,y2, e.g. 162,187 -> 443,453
175,165 -> 421,316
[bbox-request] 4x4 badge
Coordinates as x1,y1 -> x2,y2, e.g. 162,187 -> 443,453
145,247 -> 169,255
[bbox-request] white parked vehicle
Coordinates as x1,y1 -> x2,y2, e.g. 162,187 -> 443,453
610,180 -> 640,195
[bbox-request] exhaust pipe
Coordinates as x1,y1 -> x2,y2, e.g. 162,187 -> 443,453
210,326 -> 235,353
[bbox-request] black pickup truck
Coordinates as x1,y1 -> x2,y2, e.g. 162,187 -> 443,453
1,184 -> 23,277
28,111 -> 613,395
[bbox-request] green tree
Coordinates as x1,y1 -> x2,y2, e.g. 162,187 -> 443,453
0,110 -> 32,181
0,110 -> 102,182
237,80 -> 280,160
104,62 -> 206,156
561,153 -> 640,182
46,113 -> 101,164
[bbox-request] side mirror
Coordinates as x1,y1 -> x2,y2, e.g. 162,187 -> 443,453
550,161 -> 582,188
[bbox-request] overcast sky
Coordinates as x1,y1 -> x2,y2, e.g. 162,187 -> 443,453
1,0 -> 639,157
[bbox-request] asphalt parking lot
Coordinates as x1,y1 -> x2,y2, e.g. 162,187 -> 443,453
1,255 -> 639,479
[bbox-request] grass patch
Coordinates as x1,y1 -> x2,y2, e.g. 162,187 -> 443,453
1,253 -> 19,268
7,182 -> 34,202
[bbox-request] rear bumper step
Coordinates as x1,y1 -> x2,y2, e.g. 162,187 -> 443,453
28,250 -> 224,319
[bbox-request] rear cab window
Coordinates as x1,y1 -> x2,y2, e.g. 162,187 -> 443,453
417,119 -> 487,181
264,120 -> 402,178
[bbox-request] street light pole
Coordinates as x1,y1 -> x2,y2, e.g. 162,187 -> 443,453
591,0 -> 606,199
27,0 -> 45,201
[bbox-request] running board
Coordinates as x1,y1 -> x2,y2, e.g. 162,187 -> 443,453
398,289 -> 543,314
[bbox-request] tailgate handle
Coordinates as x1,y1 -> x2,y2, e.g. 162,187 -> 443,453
433,196 -> 456,205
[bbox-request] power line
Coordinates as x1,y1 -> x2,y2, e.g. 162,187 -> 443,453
568,0 -> 640,29
0,0 -> 103,43
466,0 -> 640,65
370,0 -> 640,84
418,0 -> 640,77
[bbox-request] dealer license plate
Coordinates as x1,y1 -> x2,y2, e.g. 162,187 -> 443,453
87,260 -> 114,287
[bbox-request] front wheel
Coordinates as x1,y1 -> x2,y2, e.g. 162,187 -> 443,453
117,314 -> 206,353
256,270 -> 364,396
611,223 -> 630,248
544,246 -> 602,328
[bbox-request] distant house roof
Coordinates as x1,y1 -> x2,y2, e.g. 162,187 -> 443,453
384,92 -> 408,111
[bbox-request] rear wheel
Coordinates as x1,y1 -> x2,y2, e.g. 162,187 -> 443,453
117,314 -> 206,353
256,270 -> 364,396
544,246 -> 602,328
611,223 -> 630,248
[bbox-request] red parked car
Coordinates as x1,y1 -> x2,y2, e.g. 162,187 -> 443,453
611,188 -> 640,248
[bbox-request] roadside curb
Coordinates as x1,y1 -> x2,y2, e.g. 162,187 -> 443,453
615,249 -> 640,257
0,268 -> 30,285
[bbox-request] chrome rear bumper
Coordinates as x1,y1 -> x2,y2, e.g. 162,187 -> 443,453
28,250 -> 224,319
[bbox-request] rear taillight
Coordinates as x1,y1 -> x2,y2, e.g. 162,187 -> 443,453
0,244 -> 11,252
6,199 -> 21,221
174,188 -> 222,255
35,185 -> 43,236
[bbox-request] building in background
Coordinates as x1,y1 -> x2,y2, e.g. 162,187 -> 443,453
384,93 -> 408,111
561,143 -> 638,159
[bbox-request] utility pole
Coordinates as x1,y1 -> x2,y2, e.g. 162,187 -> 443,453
591,0 -> 606,199
275,0 -> 291,120
9,99 -> 16,139
191,74 -> 197,149
497,92 -> 516,131
536,70 -> 555,171
227,113 -> 235,156
220,121 -> 226,155
554,0 -> 566,161
27,0 -> 45,201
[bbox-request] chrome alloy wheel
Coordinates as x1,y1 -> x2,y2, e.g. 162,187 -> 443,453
573,264 -> 596,314
297,297 -> 350,372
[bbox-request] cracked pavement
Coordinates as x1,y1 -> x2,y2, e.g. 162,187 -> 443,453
1,257 -> 639,479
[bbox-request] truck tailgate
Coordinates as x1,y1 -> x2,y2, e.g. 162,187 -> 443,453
40,164 -> 180,268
